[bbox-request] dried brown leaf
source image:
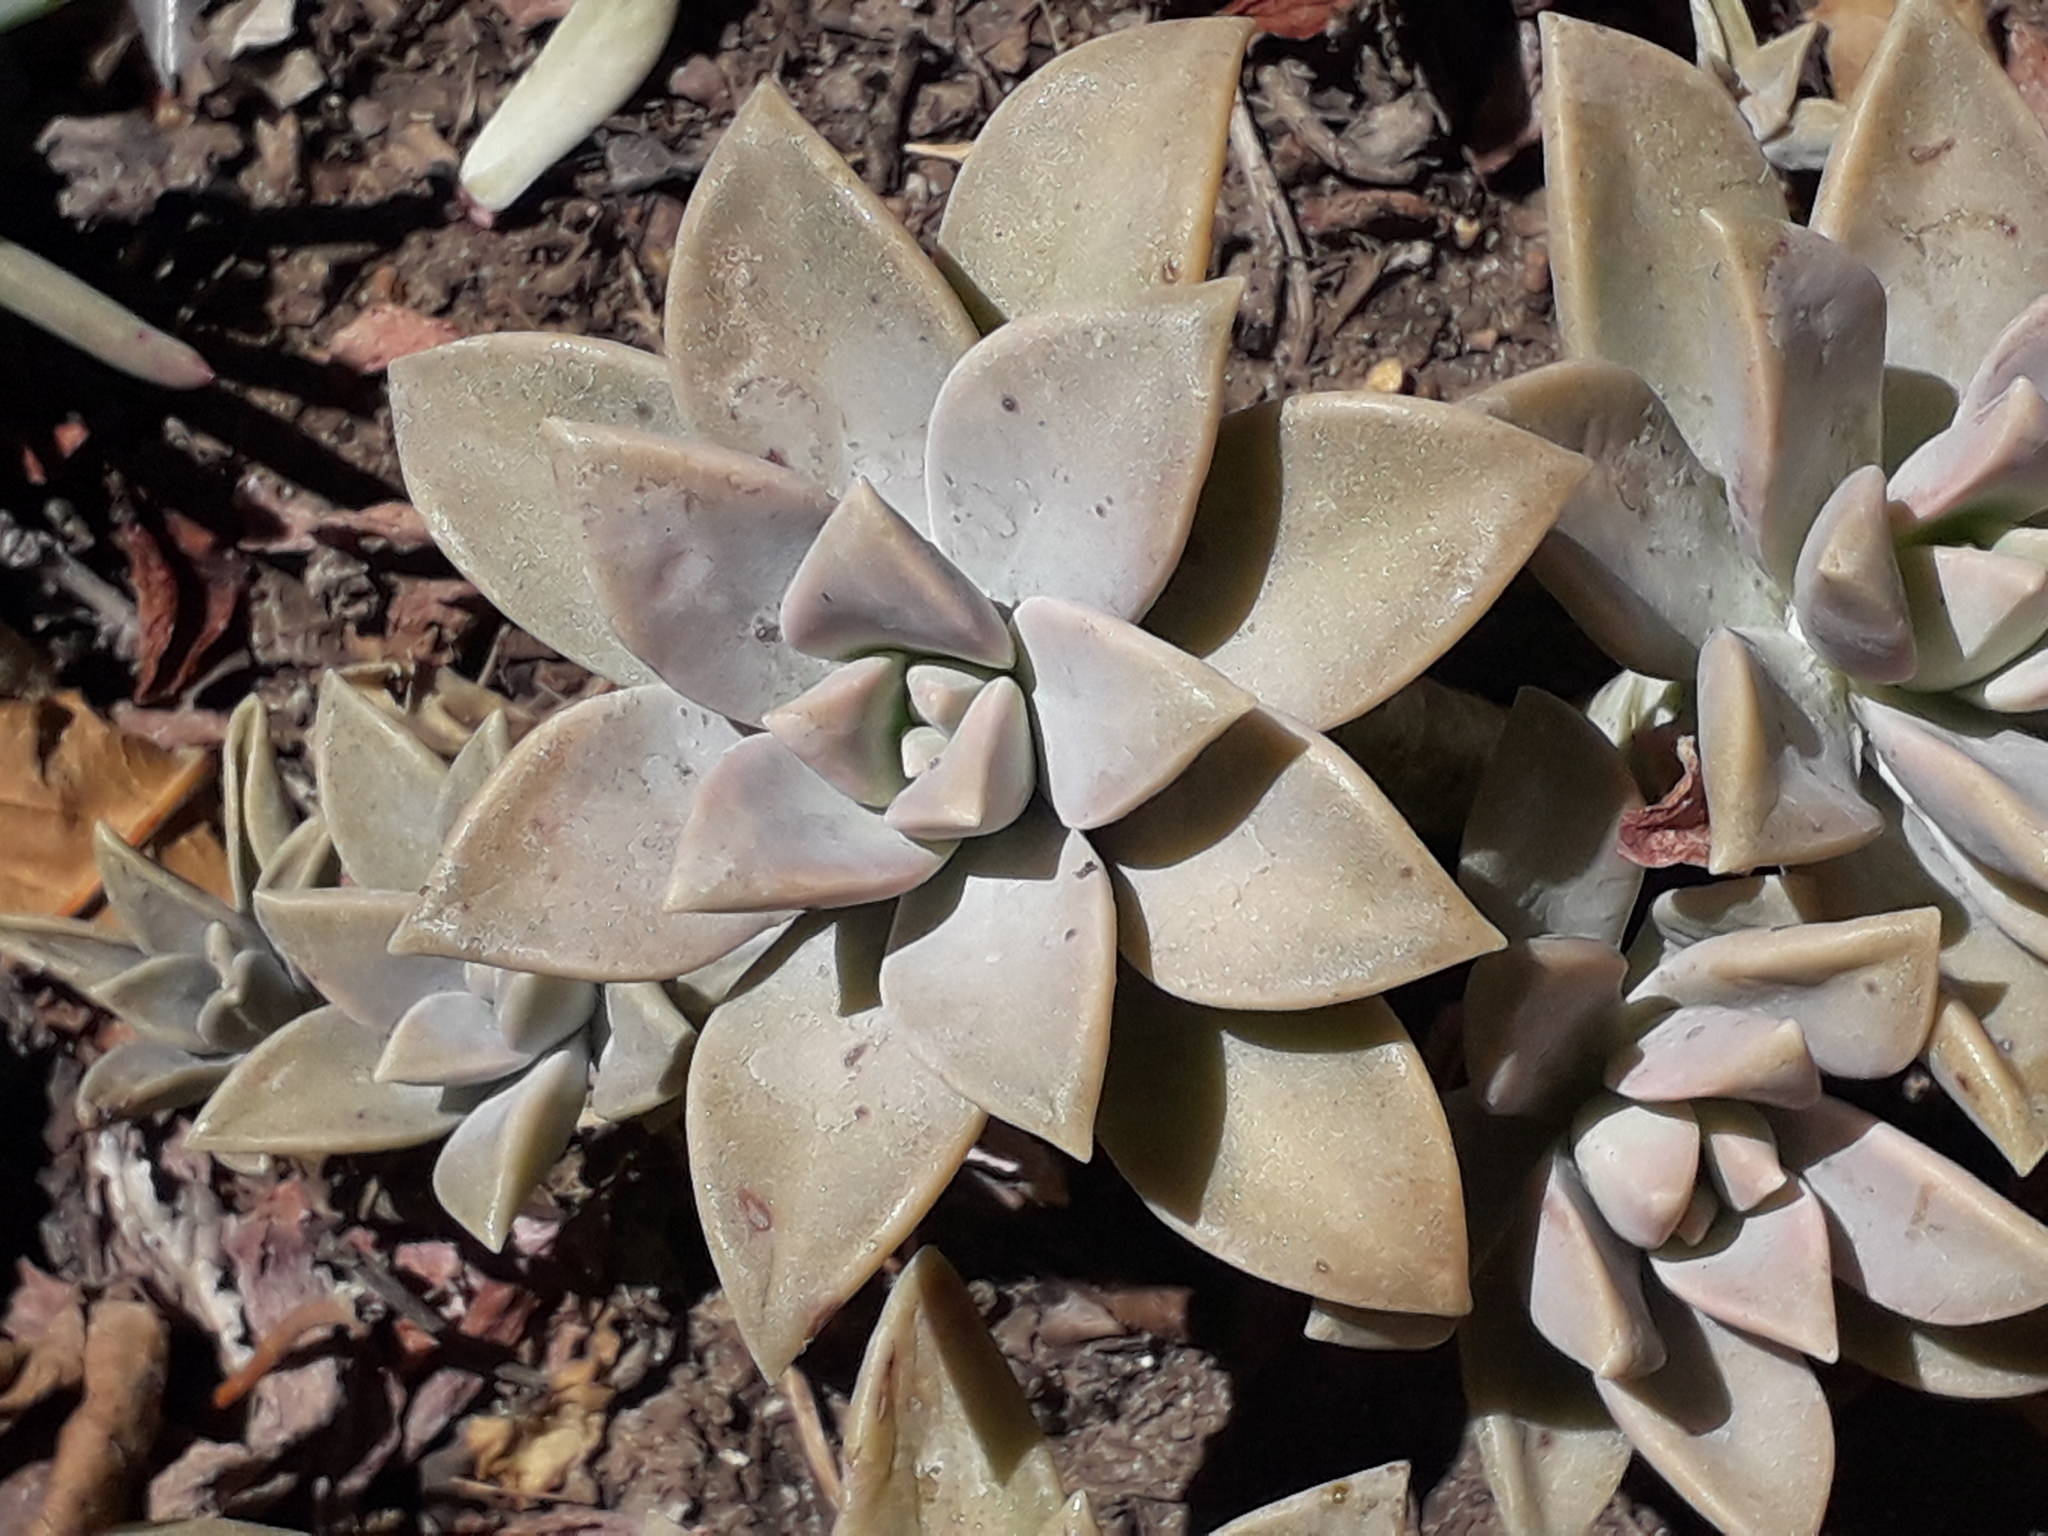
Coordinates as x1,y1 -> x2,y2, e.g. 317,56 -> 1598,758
111,521 -> 179,705
1221,0 -> 1350,41
1618,735 -> 1712,869
326,304 -> 463,374
32,1296 -> 168,1536
0,692 -> 211,916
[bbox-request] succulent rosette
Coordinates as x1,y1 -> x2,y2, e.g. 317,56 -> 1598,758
0,696 -> 335,1122
182,672 -> 702,1250
377,19 -> 1592,1373
1446,689 -> 2048,1536
1475,0 -> 2048,1170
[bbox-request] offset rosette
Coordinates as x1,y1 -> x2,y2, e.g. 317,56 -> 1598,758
1478,0 -> 2048,1170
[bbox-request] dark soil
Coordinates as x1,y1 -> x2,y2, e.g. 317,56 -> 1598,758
7,0 -> 2048,1530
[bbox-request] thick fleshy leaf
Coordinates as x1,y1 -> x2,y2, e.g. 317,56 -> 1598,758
884,678 -> 1035,841
1673,1183 -> 1718,1248
1810,0 -> 2048,391
1650,1187 -> 1838,1359
1305,1302 -> 1458,1352
257,888 -> 465,1033
397,687 -> 787,981
311,671 -> 448,891
76,1038 -> 233,1123
1630,908 -> 1942,1079
1836,1285 -> 2048,1400
1694,626 -> 1882,873
1461,938 -> 1626,1119
1792,464 -> 1916,683
1144,395 -> 1584,730
687,914 -> 985,1377
0,915 -> 142,994
201,945 -> 300,1050
672,734 -> 952,912
90,952 -> 219,1051
386,333 -> 675,684
1037,1495 -> 1101,1536
1648,876 -> 1806,954
379,990 -> 536,1087
1571,1094 -> 1700,1252
257,813 -> 337,897
1098,709 -> 1500,1010
900,726 -> 948,779
1702,215 -> 1886,583
94,822 -> 258,959
1099,982 -> 1468,1315
1210,1462 -> 1410,1536
434,711 -> 510,842
1458,687 -> 1644,949
1460,1260 -> 1632,1536
1857,696 -> 2048,892
665,81 -> 977,523
432,1039 -> 589,1250
1527,1151 -> 1664,1378
1897,544 -> 2048,692
1889,379 -> 2048,530
1883,367 -> 1959,473
907,663 -> 986,732
1540,12 -> 1783,478
1964,635 -> 2048,713
1593,1294 -> 1833,1536
1924,989 -> 2048,1176
780,481 -> 1012,669
187,1006 -> 465,1155
1696,1101 -> 1787,1213
936,17 -> 1252,320
1606,1005 -> 1820,1109
1013,596 -> 1253,831
551,422 -> 836,726
924,282 -> 1239,620
762,656 -> 909,809
222,694 -> 294,908
1772,1094 -> 2048,1324
1898,802 -> 2048,962
588,981 -> 696,1122
1469,361 -> 1781,681
881,808 -> 1115,1160
837,1248 -> 1067,1536
1955,293 -> 2048,421
493,973 -> 596,1055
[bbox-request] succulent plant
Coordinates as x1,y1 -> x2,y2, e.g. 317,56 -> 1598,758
1687,0 -> 1841,172
1473,0 -> 2048,1169
182,671 -> 704,1250
0,695 -> 333,1122
1447,687 -> 2048,1536
837,1245 -> 1412,1536
378,18 -> 1592,1374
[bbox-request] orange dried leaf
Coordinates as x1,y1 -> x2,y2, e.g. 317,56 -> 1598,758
0,692 -> 212,916
1220,0 -> 1351,41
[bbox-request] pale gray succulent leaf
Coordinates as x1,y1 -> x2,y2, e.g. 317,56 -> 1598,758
312,671 -> 450,892
1835,1284 -> 2048,1399
1858,693 -> 2048,893
880,806 -> 1116,1160
669,734 -> 954,914
882,677 -> 1035,841
923,282 -> 1240,621
686,913 -> 985,1378
91,952 -> 222,1052
1770,1093 -> 2048,1325
379,990 -> 537,1087
1099,979 -> 1469,1317
1648,1185 -> 1838,1360
434,710 -> 511,843
1569,1093 -> 1701,1253
494,971 -> 599,1056
666,80 -> 978,526
937,18 -> 1253,322
551,421 -> 837,727
1810,0 -> 2048,392
222,694 -> 296,908
1606,1005 -> 1820,1110
1526,1149 -> 1665,1380
76,1037 -> 234,1124
588,980 -> 696,1122
256,887 -> 466,1034
1889,378 -> 2048,531
0,914 -> 144,993
1097,708 -> 1501,1010
1897,541 -> 2048,692
779,480 -> 1012,669
1696,1100 -> 1788,1213
1458,687 -> 1644,949
763,656 -> 913,809
1305,1302 -> 1458,1352
397,686 -> 789,981
836,1247 -> 1070,1536
1209,1462 -> 1411,1536
1461,938 -> 1626,1120
387,333 -> 675,685
1591,1292 -> 1833,1536
188,1005 -> 466,1156
1013,596 -> 1253,832
1791,464 -> 1917,683
430,1037 -> 590,1252
1145,395 -> 1588,731
93,821 -> 260,959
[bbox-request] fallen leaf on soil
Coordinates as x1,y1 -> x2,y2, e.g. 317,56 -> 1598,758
380,577 -> 483,664
1617,735 -> 1711,868
37,112 -> 243,222
326,304 -> 463,374
1221,0 -> 1351,41
110,522 -> 179,705
32,1294 -> 168,1536
464,1305 -> 619,1500
1812,0 -> 1984,99
494,0 -> 573,26
0,693 -> 211,916
111,517 -> 247,705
